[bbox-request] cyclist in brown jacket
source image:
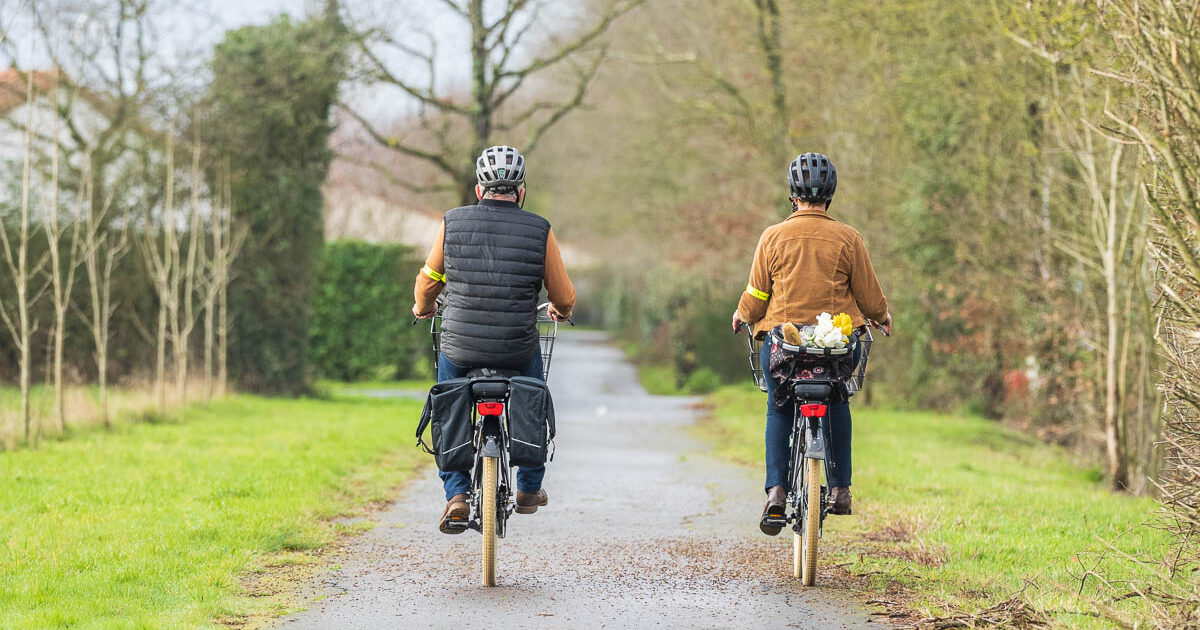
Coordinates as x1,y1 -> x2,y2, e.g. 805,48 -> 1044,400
732,153 -> 892,535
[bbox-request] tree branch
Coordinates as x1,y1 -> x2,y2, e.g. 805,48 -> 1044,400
341,104 -> 460,177
495,0 -> 642,101
357,39 -> 468,115
339,154 -> 457,195
523,47 -> 606,154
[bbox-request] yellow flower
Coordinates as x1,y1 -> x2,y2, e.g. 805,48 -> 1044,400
833,312 -> 853,337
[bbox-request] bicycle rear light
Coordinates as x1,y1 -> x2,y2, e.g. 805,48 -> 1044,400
476,402 -> 505,416
800,403 -> 827,417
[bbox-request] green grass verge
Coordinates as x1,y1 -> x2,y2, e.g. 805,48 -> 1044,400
315,378 -> 434,394
700,383 -> 1174,628
635,363 -> 684,396
0,393 -> 426,629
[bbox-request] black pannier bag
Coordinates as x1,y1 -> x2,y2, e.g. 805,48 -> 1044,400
416,378 -> 476,471
507,376 -> 556,468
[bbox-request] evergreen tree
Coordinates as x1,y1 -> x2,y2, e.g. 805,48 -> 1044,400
204,11 -> 347,394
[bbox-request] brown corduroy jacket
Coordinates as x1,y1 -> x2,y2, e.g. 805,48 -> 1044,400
737,208 -> 888,338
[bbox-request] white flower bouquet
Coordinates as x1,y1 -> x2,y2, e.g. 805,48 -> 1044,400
781,312 -> 853,349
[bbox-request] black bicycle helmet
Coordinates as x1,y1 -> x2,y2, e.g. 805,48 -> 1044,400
475,145 -> 526,189
787,152 -> 837,204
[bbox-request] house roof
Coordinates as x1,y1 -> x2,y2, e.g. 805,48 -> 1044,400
0,68 -> 62,115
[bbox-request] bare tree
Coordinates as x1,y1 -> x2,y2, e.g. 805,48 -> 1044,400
347,0 -> 643,204
43,82 -> 82,435
752,0 -> 789,169
78,155 -> 128,428
0,70 -> 49,445
0,1 -> 164,226
171,138 -> 202,403
200,162 -> 245,400
1098,3 -> 1200,615
137,133 -> 177,411
1004,3 -> 1163,493
1049,88 -> 1151,490
617,0 -> 792,206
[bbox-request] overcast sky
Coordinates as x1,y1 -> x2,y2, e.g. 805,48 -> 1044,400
203,0 -> 309,25
2,0 -> 573,120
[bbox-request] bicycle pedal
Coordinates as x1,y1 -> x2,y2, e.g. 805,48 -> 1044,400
443,517 -> 469,531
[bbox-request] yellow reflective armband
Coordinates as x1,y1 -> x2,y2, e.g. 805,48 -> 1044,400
746,284 -> 770,301
422,265 -> 446,283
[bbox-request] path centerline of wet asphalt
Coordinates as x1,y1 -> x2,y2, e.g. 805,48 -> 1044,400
275,330 -> 879,630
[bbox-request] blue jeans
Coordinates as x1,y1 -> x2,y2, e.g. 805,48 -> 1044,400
437,352 -> 546,500
762,337 -> 853,491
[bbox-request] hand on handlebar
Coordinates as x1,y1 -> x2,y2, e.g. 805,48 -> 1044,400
732,309 -> 745,334
869,312 -> 892,337
540,302 -> 575,326
411,304 -> 436,325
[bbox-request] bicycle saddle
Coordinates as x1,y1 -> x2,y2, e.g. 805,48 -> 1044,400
469,377 -> 511,399
793,382 -> 833,400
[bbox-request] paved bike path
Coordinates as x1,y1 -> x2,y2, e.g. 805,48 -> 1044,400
275,331 -> 879,629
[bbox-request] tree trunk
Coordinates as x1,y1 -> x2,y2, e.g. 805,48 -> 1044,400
754,0 -> 789,168
218,279 -> 228,397
156,304 -> 167,409
463,0 -> 491,206
203,297 -> 214,400
1103,171 -> 1128,491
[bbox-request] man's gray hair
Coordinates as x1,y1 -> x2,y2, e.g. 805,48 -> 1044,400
485,185 -> 519,197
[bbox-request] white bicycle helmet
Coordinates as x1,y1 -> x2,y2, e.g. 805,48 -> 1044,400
475,145 -> 526,189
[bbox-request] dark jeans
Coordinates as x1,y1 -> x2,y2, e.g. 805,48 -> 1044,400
762,337 -> 853,491
437,352 -> 546,500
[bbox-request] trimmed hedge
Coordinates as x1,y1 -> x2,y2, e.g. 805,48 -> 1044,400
309,241 -> 428,382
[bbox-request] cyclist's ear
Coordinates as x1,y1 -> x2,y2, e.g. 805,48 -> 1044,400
475,184 -> 484,201
518,184 -> 526,207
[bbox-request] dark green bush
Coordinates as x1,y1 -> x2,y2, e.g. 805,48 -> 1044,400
309,241 -> 427,382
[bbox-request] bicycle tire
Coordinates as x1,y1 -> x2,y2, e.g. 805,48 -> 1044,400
481,456 -> 499,587
799,457 -> 822,585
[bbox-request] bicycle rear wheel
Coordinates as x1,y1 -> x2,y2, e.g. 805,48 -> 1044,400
796,457 -> 822,585
481,456 -> 498,586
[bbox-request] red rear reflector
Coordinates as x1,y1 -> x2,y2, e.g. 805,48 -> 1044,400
476,402 -> 504,416
800,404 -> 827,417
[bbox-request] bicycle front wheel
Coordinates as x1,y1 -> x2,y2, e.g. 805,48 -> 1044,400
481,456 -> 499,587
796,457 -> 822,585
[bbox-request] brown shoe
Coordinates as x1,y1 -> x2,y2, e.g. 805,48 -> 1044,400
438,493 -> 470,534
830,486 -> 852,515
514,489 -> 548,514
760,485 -> 787,536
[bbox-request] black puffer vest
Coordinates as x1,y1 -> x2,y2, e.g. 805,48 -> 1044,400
439,199 -> 549,368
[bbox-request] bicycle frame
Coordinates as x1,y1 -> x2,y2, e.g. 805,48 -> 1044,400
788,393 -> 836,536
736,319 -> 885,584
469,386 -> 514,538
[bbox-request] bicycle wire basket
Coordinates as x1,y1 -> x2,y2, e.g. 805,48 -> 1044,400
427,302 -> 561,381
742,325 -> 876,395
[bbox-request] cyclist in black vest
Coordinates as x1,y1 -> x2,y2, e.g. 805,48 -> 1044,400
413,145 -> 576,534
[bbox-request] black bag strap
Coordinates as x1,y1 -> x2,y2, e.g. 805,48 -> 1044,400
415,397 -> 436,455
415,378 -> 473,456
